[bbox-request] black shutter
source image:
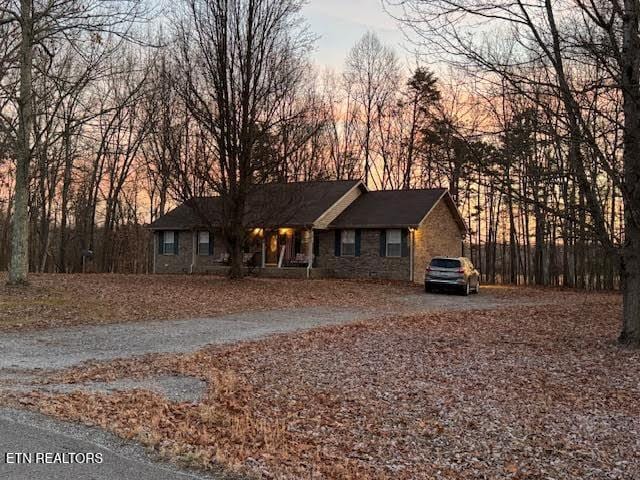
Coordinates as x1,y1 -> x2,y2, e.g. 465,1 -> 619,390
174,231 -> 179,255
355,229 -> 361,257
158,231 -> 164,255
379,229 -> 386,257
401,229 -> 409,257
313,231 -> 320,257
334,230 -> 341,256
294,230 -> 302,254
208,231 -> 214,256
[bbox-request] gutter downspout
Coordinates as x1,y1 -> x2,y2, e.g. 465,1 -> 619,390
190,231 -> 195,274
409,228 -> 414,283
307,227 -> 313,279
152,231 -> 157,274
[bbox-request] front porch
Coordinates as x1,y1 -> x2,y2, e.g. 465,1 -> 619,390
187,227 -> 318,277
254,227 -> 314,268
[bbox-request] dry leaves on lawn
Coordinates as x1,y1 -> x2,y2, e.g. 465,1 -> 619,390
0,273 -> 412,331
16,291 -> 639,479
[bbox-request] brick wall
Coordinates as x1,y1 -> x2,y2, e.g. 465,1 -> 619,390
315,229 -> 410,280
412,199 -> 464,283
154,230 -> 192,274
154,230 -> 228,274
192,232 -> 229,274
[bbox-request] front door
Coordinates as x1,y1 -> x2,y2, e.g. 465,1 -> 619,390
266,232 -> 278,264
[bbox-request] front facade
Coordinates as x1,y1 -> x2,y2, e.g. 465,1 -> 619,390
149,180 -> 466,283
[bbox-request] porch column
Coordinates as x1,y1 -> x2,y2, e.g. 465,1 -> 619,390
261,234 -> 266,268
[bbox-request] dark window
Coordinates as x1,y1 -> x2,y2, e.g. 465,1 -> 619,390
430,258 -> 461,269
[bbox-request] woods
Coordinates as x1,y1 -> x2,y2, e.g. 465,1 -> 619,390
0,1 -> 638,338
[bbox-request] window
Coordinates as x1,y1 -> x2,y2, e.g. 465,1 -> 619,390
163,231 -> 175,255
198,231 -> 211,256
386,229 -> 402,257
430,258 -> 461,269
341,229 -> 355,256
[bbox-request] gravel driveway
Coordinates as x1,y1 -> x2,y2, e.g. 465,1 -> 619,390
0,306 -> 367,371
0,289 -> 527,480
0,291 -> 517,372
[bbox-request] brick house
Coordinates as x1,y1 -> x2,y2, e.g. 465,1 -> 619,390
148,180 -> 466,283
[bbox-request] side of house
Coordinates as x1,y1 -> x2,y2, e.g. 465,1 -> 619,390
154,229 -> 228,274
313,189 -> 465,282
314,229 -> 410,280
412,197 -> 464,282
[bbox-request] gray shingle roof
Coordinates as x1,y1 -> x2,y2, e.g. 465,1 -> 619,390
329,188 -> 465,229
148,180 -> 362,230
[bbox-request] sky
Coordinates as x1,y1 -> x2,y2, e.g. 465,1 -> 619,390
301,0 -> 410,71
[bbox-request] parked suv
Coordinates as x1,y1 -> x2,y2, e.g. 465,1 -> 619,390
425,256 -> 480,295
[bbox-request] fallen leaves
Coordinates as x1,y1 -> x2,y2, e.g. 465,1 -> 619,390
12,289 -> 639,479
0,273 -> 413,331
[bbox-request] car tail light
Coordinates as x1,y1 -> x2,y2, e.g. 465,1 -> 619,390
457,268 -> 464,273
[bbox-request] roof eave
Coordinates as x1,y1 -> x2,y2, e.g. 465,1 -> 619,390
328,223 -> 419,229
147,226 -> 195,231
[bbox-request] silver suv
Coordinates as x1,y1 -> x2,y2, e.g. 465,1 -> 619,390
425,256 -> 480,296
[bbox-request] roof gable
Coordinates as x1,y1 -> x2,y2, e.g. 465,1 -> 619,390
329,188 -> 466,230
148,180 -> 362,230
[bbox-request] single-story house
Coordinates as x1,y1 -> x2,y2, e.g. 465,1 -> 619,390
148,180 -> 466,283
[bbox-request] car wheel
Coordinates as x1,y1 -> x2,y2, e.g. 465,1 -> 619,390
473,281 -> 480,294
425,283 -> 432,293
462,282 -> 470,296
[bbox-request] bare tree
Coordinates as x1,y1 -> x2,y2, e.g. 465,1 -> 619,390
1,0 -> 148,284
344,32 -> 399,189
173,0 -> 312,278
387,0 -> 640,344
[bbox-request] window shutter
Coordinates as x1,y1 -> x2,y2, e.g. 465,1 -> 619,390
208,231 -> 214,256
334,230 -> 341,256
294,230 -> 302,254
174,231 -> 179,255
158,231 -> 164,255
313,231 -> 320,257
401,229 -> 409,257
379,230 -> 386,257
355,229 -> 361,257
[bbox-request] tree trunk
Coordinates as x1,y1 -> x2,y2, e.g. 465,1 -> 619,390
619,0 -> 640,345
534,203 -> 545,285
8,0 -> 33,285
59,126 -> 73,272
228,234 -> 244,279
621,229 -> 640,345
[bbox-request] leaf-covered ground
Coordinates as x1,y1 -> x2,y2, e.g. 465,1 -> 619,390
0,273 -> 415,330
13,289 -> 638,479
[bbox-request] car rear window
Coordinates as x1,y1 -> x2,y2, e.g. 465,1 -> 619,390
430,258 -> 461,268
